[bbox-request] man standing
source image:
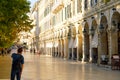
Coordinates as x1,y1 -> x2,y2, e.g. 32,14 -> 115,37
11,47 -> 24,80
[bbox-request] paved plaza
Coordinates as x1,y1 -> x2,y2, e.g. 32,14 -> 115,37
0,52 -> 120,80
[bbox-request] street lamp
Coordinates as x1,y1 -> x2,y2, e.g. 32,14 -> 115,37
90,26 -> 94,35
112,8 -> 116,12
82,28 -> 87,35
98,24 -> 104,34
112,20 -> 117,32
67,32 -> 71,39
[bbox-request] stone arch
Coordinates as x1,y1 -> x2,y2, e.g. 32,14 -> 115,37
67,24 -> 75,59
99,15 -> 109,57
111,11 -> 120,55
78,25 -> 83,60
111,11 -> 120,30
84,22 -> 89,34
72,26 -> 76,36
78,25 -> 82,37
83,22 -> 90,62
61,38 -> 64,58
91,19 -> 98,37
72,26 -> 77,60
111,11 -> 120,22
92,19 -> 97,30
91,19 -> 98,63
100,15 -> 108,29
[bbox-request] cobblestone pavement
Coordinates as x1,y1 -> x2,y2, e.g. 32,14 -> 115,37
0,52 -> 120,80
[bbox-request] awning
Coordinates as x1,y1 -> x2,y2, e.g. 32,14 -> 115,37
92,31 -> 98,48
69,39 -> 73,48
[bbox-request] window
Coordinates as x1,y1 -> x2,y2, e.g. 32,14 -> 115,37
91,0 -> 93,7
95,0 -> 98,3
61,10 -> 63,21
73,0 -> 75,15
84,0 -> 88,9
77,0 -> 82,13
44,6 -> 50,17
91,0 -> 98,7
67,4 -> 71,18
65,7 -> 67,19
52,16 -> 55,26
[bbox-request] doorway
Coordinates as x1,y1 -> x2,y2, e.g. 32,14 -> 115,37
92,48 -> 98,63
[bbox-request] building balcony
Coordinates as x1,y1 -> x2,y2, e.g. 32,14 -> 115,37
52,1 -> 64,14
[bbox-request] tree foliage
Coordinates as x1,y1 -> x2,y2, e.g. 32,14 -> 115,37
0,0 -> 33,47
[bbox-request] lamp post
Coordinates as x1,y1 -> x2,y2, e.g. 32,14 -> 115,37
90,26 -> 95,36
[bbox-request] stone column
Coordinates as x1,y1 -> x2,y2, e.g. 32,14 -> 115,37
60,40 -> 63,57
82,34 -> 87,62
108,28 -> 118,64
71,38 -> 74,60
44,42 -> 46,55
97,32 -> 103,65
72,44 -> 74,60
108,30 -> 112,64
64,37 -> 68,59
57,40 -> 60,57
62,39 -> 64,58
77,35 -> 80,61
89,35 -> 93,62
56,41 -> 58,57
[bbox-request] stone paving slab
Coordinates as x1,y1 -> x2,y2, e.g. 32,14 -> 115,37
0,53 -> 120,80
0,55 -> 11,79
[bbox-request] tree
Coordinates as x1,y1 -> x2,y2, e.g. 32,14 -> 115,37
0,0 -> 33,47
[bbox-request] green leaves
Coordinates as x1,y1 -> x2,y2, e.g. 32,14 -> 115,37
0,0 -> 33,47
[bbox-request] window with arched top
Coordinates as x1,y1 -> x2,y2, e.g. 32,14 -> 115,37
91,0 -> 93,6
95,0 -> 98,3
91,0 -> 98,7
77,0 -> 82,13
84,0 -> 88,10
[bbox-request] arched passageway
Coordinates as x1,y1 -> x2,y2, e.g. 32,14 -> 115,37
91,19 -> 98,63
111,11 -> 120,55
83,22 -> 90,62
98,15 -> 109,65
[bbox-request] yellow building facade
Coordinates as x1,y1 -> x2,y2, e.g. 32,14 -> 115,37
35,0 -> 120,65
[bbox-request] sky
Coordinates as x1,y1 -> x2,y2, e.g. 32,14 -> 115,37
28,0 -> 37,8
